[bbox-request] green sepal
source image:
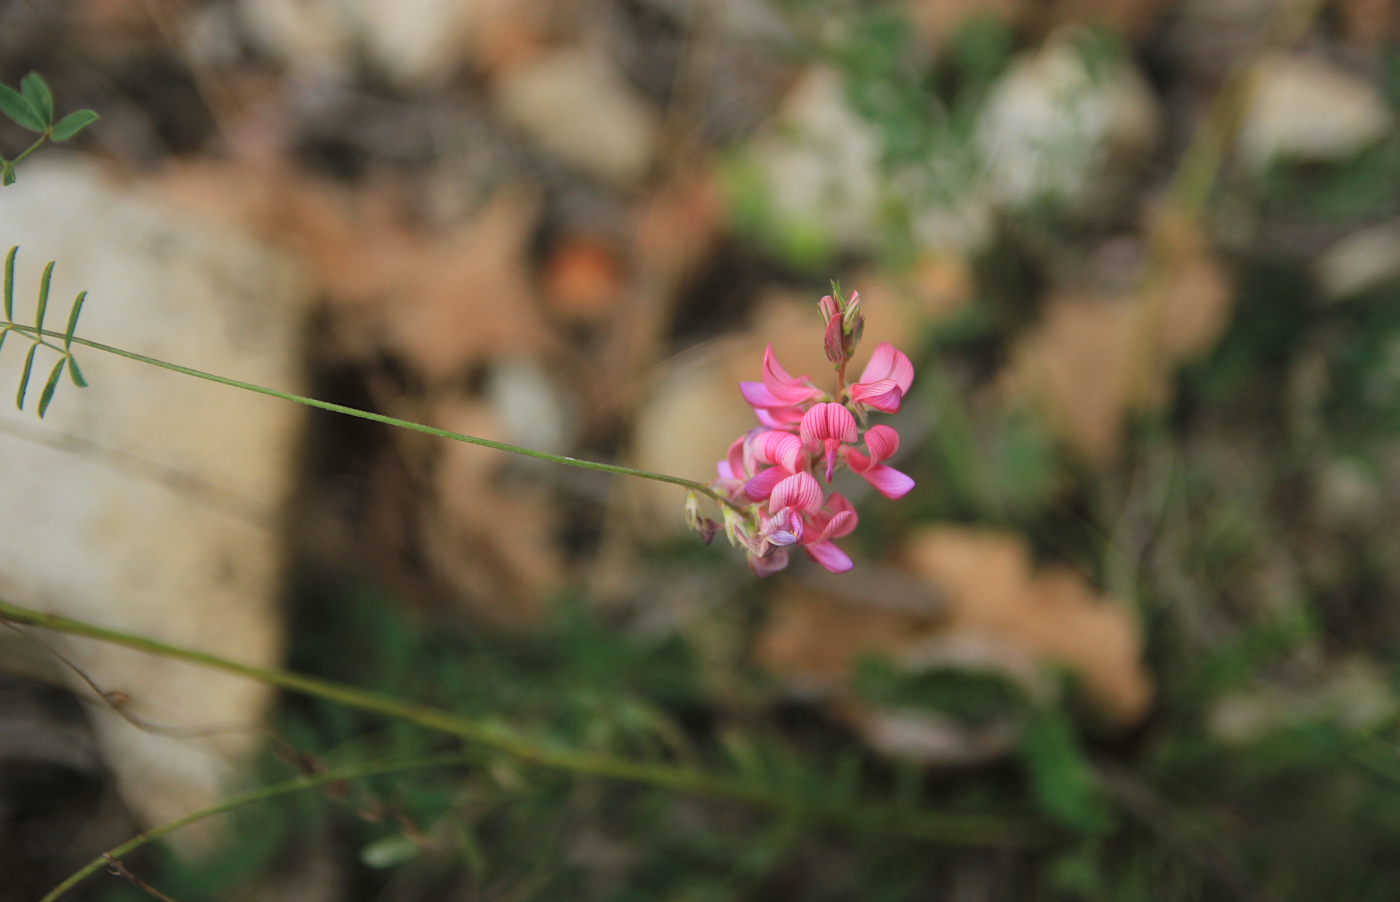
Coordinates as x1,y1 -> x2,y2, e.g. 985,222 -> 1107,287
35,260 -> 53,332
16,343 -> 37,410
3,246 -> 14,320
1,160 -> 13,187
67,354 -> 87,388
20,72 -> 53,126
51,109 -> 99,142
64,291 -> 86,349
37,356 -> 64,418
0,82 -> 45,132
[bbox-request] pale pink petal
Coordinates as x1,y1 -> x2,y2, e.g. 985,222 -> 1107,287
770,471 -> 824,515
857,342 -> 914,393
726,435 -> 747,480
754,406 -> 804,430
864,425 -> 899,466
717,461 -> 736,480
750,547 -> 790,577
743,466 -> 787,501
799,403 -> 858,444
849,378 -> 902,413
860,464 -> 915,500
753,430 -> 806,473
762,345 -> 824,405
804,541 -> 853,573
741,381 -> 786,409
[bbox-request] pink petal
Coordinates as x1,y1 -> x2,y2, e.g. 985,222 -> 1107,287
826,491 -> 857,520
804,541 -> 853,574
754,406 -> 804,430
753,430 -> 806,473
743,466 -> 787,501
762,345 -> 824,405
741,381 -> 786,409
726,434 -> 747,480
860,463 -> 915,500
849,378 -> 902,413
799,402 -> 858,444
857,343 -> 914,394
750,547 -> 790,577
845,447 -> 872,474
770,471 -> 824,515
864,425 -> 899,467
717,461 -> 735,480
807,509 -> 856,544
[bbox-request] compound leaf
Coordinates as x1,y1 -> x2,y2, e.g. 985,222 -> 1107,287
16,342 -> 37,410
19,72 -> 53,127
64,291 -> 86,349
0,82 -> 44,132
3,246 -> 14,320
51,109 -> 99,142
35,260 -> 53,332
37,356 -> 64,417
67,354 -> 87,388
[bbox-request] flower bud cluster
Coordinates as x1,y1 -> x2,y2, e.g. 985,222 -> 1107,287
686,291 -> 915,576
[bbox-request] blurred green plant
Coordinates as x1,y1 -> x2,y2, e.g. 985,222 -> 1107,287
0,71 -> 98,186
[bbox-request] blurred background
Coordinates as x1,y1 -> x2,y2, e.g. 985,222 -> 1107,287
4,0 -> 1400,898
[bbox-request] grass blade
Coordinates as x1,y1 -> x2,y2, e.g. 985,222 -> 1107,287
16,343 -> 37,410
19,72 -> 53,126
63,291 -> 85,349
37,356 -> 64,417
4,246 -> 14,321
67,355 -> 86,388
35,260 -> 54,332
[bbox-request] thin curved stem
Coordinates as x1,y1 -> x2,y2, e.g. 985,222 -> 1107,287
7,324 -> 745,514
10,133 -> 48,166
41,752 -> 474,902
0,598 -> 1050,850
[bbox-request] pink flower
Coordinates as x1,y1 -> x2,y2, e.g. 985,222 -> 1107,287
740,345 -> 825,410
845,424 -> 915,499
799,402 -> 857,482
742,430 -> 807,501
849,342 -> 914,413
802,492 -> 858,573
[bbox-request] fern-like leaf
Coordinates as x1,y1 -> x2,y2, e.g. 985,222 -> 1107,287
16,342 -> 37,410
37,356 -> 65,417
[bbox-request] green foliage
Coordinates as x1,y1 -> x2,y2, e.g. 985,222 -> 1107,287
852,655 -> 1030,726
0,70 -> 99,186
0,248 -> 89,416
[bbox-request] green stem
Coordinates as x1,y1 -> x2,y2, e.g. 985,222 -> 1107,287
0,597 -> 1049,849
10,132 -> 48,166
7,324 -> 744,514
41,752 -> 473,902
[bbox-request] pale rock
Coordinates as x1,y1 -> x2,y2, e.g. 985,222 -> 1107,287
739,68 -> 884,256
0,160 -> 306,846
975,38 -> 1160,214
1239,53 -> 1393,171
1315,219 -> 1400,300
485,355 -> 575,456
494,47 -> 660,188
239,0 -> 474,85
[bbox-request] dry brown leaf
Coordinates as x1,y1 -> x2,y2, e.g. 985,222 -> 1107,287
425,397 -> 562,627
1006,212 -> 1232,461
544,235 -> 625,322
904,0 -> 1027,50
904,526 -> 1153,723
148,159 -> 556,384
754,526 -> 1153,729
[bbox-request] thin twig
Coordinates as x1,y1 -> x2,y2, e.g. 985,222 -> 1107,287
0,596 -> 1052,852
102,854 -> 182,902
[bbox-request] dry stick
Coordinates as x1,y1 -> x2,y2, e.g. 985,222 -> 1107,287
100,854 -> 182,902
41,753 -> 474,902
3,323 -> 747,516
0,597 -> 1047,852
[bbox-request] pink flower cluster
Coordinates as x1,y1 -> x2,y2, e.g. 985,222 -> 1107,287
685,289 -> 915,577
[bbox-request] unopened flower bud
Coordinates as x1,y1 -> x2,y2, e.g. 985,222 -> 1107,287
842,290 -> 864,344
684,491 -> 702,531
823,312 -> 846,364
817,294 -> 840,326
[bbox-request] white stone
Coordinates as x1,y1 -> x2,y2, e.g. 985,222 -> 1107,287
1316,218 -> 1400,300
1239,53 -> 1393,171
0,159 -> 306,845
494,48 -> 661,188
743,68 -> 883,253
975,39 -> 1160,213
